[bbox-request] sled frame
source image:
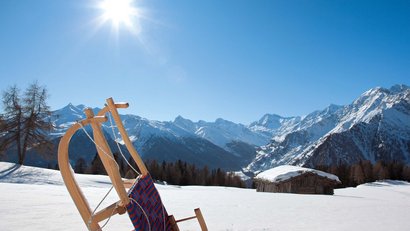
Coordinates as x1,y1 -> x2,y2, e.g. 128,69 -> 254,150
58,97 -> 208,231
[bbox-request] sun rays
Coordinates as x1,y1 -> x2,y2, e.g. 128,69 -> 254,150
96,0 -> 144,36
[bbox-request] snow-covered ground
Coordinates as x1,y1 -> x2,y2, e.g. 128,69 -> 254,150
1,162 -> 410,231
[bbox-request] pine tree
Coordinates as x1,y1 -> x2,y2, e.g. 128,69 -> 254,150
147,160 -> 160,180
113,152 -> 127,177
89,153 -> 106,175
74,157 -> 87,174
389,161 -> 403,180
402,165 -> 410,182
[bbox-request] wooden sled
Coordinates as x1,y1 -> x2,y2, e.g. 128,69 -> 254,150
58,98 -> 208,231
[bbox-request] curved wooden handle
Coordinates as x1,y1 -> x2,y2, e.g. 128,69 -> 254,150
58,117 -> 105,231
58,98 -> 151,231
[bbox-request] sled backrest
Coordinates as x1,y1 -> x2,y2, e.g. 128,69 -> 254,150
58,98 -> 208,231
58,98 -> 148,230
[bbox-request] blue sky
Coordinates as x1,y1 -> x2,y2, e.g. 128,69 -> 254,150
0,0 -> 409,124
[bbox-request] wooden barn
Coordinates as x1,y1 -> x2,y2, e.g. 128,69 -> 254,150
254,165 -> 340,195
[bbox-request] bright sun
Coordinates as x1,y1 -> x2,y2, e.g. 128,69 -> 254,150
98,0 -> 142,34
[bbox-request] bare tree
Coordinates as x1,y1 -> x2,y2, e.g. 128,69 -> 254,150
0,85 -> 23,156
0,82 -> 53,165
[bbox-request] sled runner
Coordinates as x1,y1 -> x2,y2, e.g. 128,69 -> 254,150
58,98 -> 208,231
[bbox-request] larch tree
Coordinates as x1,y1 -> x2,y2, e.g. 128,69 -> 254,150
0,85 -> 23,158
0,82 -> 53,165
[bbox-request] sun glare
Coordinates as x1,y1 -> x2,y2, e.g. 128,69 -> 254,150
98,0 -> 142,35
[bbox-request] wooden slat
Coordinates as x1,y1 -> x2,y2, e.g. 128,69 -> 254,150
85,108 -> 130,207
123,179 -> 136,188
168,215 -> 180,231
173,208 -> 208,231
105,98 -> 149,176
58,122 -> 101,231
93,201 -> 126,223
175,215 -> 197,223
195,208 -> 208,231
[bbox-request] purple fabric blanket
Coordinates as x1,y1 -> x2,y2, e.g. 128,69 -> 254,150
126,174 -> 172,231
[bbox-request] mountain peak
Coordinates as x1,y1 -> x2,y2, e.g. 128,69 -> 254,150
324,104 -> 342,114
249,113 -> 299,133
261,113 -> 283,120
76,104 -> 87,111
215,118 -> 232,123
389,84 -> 409,94
59,103 -> 81,112
362,84 -> 409,99
174,115 -> 193,124
173,115 -> 196,132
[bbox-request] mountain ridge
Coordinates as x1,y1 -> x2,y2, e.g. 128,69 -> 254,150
246,84 -> 410,172
1,84 -> 409,173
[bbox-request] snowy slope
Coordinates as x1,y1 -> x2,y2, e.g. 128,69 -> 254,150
52,106 -> 270,150
247,84 -> 410,172
249,113 -> 301,139
1,162 -> 410,231
298,84 -> 410,167
48,105 -> 268,170
246,104 -> 345,171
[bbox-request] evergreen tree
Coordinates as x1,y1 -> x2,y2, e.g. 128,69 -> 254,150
314,161 -> 410,189
148,160 -> 160,180
402,165 -> 410,182
74,157 -> 87,174
389,161 -> 403,180
144,159 -> 246,188
89,153 -> 106,175
113,152 -> 127,177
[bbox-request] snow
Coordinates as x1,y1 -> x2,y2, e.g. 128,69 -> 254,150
255,165 -> 340,183
51,103 -> 272,154
246,85 -> 410,172
1,162 -> 410,230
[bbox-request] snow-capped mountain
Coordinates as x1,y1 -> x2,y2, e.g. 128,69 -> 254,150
246,84 -> 410,172
47,104 -> 273,170
2,84 -> 408,173
248,113 -> 301,138
51,106 -> 269,149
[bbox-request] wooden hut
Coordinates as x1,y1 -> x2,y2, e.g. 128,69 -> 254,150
254,165 -> 340,195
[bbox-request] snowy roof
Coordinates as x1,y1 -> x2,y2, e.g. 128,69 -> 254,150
255,165 -> 341,183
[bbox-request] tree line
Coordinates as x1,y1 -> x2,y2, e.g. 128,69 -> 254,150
73,154 -> 246,188
145,159 -> 246,188
314,160 -> 410,188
